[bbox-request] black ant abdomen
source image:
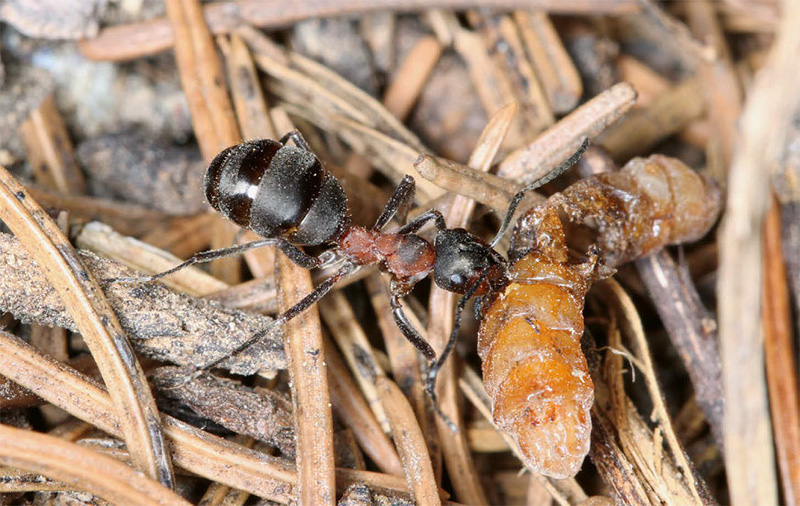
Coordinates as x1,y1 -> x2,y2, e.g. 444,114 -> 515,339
205,137 -> 350,246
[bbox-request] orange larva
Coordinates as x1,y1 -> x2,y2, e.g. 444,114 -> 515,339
478,155 -> 721,478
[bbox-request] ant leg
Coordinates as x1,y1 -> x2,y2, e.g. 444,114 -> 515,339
196,262 -> 357,372
390,293 -> 436,359
278,130 -> 312,152
397,209 -> 447,234
274,241 -> 327,269
425,269 -> 491,431
489,137 -> 589,248
373,175 -> 416,231
114,238 -> 328,283
113,239 -> 279,283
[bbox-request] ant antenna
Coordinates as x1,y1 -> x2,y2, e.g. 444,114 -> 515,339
426,269 -> 491,432
490,138 -> 589,248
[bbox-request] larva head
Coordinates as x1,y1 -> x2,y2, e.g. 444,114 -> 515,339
432,229 -> 507,295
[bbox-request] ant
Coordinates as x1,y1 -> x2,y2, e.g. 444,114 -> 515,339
123,131 -> 587,421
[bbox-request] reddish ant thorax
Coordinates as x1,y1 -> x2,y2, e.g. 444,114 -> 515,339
337,225 -> 435,289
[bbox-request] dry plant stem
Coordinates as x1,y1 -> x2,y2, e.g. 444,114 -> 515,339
276,252 -> 336,505
166,1 -> 239,161
595,280 -> 708,504
718,1 -> 800,503
196,435 -> 255,506
784,202 -> 800,344
589,408 -> 651,505
414,154 -> 530,215
685,0 -> 743,180
0,167 -> 174,488
319,292 -> 391,433
499,82 -> 636,182
762,197 -> 800,505
514,11 -> 582,114
365,274 -> 438,479
150,367 -> 295,457
470,12 -> 555,136
0,232 -> 285,375
76,222 -> 228,297
25,185 -> 169,238
344,33 -> 443,179
598,76 -> 704,162
0,330 -> 418,502
427,103 -> 517,505
224,33 -> 278,140
614,56 -> 669,108
324,336 -> 404,477
383,35 -> 442,121
449,16 -> 527,148
78,0 -> 641,61
167,0 -> 242,284
205,276 -> 278,314
637,0 -> 715,63
526,475 -> 553,506
346,34 -> 441,179
244,27 -> 423,151
140,214 -> 217,260
18,94 -> 86,195
0,424 -> 189,506
588,322 -> 707,506
635,251 -> 724,449
376,376 -> 441,506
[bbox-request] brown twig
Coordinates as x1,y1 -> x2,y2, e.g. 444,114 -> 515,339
0,329 -> 419,502
78,0 -> 641,62
275,251 -> 336,505
320,292 -> 391,433
717,1 -> 800,502
685,0 -> 743,181
414,154 -> 524,215
376,376 -> 441,506
514,11 -> 582,114
0,424 -> 189,506
597,76 -> 704,162
75,221 -> 228,297
18,94 -> 86,195
150,367 -> 296,458
365,274 -> 440,480
324,335 -> 404,477
24,185 -> 169,238
0,167 -> 175,488
167,0 -> 243,284
499,82 -> 636,181
635,251 -> 724,450
762,196 -> 800,504
595,280 -> 711,504
0,231 -> 286,375
468,12 -> 554,142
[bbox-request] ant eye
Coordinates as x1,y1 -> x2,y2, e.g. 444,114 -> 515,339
449,273 -> 464,286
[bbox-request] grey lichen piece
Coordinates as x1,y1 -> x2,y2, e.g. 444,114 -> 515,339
0,233 -> 286,376
1,0 -> 106,39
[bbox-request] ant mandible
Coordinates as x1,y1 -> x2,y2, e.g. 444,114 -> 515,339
124,131 -> 587,419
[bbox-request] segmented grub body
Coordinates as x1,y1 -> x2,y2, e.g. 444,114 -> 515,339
478,155 -> 721,478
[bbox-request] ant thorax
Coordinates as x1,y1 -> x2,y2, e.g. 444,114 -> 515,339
337,225 -> 435,286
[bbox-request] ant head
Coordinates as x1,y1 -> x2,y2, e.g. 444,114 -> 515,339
433,229 -> 506,294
